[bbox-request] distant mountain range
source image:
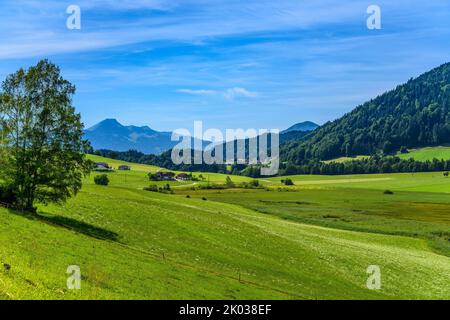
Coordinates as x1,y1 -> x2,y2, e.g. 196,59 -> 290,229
84,119 -> 175,155
84,119 -> 319,155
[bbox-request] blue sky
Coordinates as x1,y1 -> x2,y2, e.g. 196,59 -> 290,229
0,0 -> 449,132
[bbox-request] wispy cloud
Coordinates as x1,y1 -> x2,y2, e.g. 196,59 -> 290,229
177,89 -> 217,95
177,87 -> 258,100
0,0 -> 403,59
80,0 -> 173,10
224,87 -> 258,100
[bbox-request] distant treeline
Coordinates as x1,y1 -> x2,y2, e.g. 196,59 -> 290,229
278,156 -> 450,176
92,149 -> 450,177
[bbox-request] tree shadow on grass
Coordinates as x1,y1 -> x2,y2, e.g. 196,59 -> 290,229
8,209 -> 119,242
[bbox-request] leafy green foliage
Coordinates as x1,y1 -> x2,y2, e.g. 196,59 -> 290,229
250,180 -> 260,188
148,173 -> 158,181
144,184 -> 159,192
144,184 -> 173,194
0,60 -> 91,211
94,174 -> 109,186
0,185 -> 17,205
225,176 -> 235,188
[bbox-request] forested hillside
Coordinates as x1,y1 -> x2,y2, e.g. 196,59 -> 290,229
283,62 -> 450,162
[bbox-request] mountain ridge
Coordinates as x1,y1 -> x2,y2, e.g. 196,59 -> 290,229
84,119 -> 174,155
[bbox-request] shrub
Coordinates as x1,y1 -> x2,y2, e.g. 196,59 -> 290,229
444,172 -> 449,177
250,180 -> 260,187
284,178 -> 294,186
144,185 -> 159,192
240,180 -> 262,189
0,185 -> 17,205
225,176 -> 235,188
94,174 -> 109,186
198,184 -> 226,190
145,184 -> 174,194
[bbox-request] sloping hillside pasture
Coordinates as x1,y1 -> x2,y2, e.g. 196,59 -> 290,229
322,146 -> 450,165
0,156 -> 449,299
87,155 -> 252,189
397,146 -> 450,161
322,155 -> 370,163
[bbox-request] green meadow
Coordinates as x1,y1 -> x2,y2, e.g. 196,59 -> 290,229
397,146 -> 450,161
322,155 -> 370,163
1,155 -> 449,299
322,146 -> 450,164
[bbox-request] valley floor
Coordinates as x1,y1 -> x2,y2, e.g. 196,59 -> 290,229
1,156 -> 449,299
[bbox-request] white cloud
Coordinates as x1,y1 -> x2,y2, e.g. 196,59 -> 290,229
177,87 -> 258,100
176,89 -> 217,95
224,87 -> 258,100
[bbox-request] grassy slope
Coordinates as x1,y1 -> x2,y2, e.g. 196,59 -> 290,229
323,146 -> 450,163
322,155 -> 370,163
87,154 -> 252,188
1,157 -> 449,299
397,146 -> 450,161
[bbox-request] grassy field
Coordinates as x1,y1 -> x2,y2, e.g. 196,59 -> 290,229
397,146 -> 450,161
263,171 -> 450,193
1,156 -> 449,299
323,155 -> 370,163
322,146 -> 450,163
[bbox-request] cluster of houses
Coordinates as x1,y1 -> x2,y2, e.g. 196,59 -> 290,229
152,172 -> 191,181
94,162 -> 192,182
94,162 -> 131,171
